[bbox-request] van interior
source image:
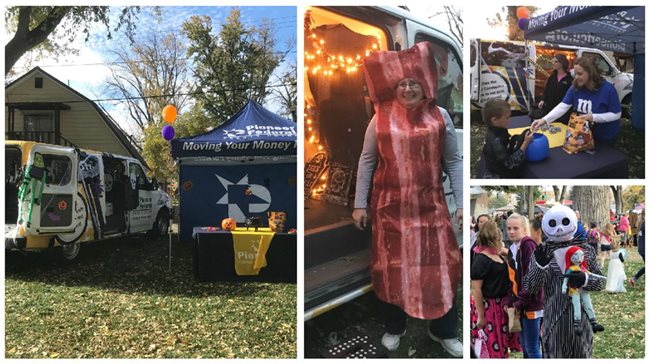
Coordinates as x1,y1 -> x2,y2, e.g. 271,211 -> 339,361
304,7 -> 388,311
102,156 -> 128,233
5,147 -> 22,225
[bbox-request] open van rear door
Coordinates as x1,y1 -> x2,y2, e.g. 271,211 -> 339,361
470,39 -> 480,103
22,144 -> 79,235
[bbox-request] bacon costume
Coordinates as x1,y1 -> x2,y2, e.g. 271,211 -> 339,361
362,42 -> 462,319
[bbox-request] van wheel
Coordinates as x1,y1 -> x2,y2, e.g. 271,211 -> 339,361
61,242 -> 81,261
151,210 -> 170,237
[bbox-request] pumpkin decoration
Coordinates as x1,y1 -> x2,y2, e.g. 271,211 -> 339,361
221,217 -> 237,231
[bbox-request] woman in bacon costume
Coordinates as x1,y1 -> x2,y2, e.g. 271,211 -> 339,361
352,42 -> 463,356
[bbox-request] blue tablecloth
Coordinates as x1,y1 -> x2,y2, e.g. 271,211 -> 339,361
477,114 -> 628,178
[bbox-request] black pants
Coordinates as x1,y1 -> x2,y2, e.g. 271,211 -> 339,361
381,298 -> 458,339
634,253 -> 645,281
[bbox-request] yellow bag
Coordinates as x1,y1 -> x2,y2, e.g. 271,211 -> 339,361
562,113 -> 595,154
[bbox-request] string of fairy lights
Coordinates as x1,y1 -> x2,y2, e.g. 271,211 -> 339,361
304,25 -> 382,197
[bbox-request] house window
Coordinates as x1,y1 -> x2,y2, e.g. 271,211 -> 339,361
35,77 -> 43,88
24,114 -> 54,133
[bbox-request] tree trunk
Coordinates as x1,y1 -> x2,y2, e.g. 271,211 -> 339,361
553,186 -> 560,201
527,185 -> 535,219
573,186 -> 611,228
560,186 -> 567,202
519,187 -> 528,215
610,185 -> 624,214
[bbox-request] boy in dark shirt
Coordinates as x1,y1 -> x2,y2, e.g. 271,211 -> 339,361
479,99 -> 533,178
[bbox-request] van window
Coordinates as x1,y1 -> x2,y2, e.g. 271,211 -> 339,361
415,34 -> 463,127
582,52 -> 613,76
43,155 -> 72,185
129,163 -> 149,190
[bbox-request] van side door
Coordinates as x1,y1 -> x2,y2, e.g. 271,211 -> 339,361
471,39 -> 481,103
127,161 -> 155,233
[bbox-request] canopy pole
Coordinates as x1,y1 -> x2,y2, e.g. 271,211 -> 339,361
168,215 -> 172,272
525,38 -> 531,113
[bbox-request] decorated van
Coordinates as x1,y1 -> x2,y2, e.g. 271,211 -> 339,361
5,141 -> 172,260
470,39 -> 634,115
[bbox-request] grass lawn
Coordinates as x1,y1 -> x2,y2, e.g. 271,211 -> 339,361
469,113 -> 644,178
5,232 -> 296,358
506,248 -> 645,359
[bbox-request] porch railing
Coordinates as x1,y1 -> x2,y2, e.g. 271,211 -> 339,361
5,131 -> 77,148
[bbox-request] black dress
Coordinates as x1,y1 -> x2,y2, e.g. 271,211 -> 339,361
540,70 -> 574,124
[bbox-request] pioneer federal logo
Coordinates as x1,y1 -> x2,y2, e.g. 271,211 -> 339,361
215,173 -> 271,222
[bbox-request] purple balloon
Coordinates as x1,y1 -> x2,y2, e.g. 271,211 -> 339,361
518,18 -> 529,31
162,125 -> 175,141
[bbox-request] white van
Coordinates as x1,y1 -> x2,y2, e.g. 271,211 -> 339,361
304,6 -> 463,320
471,39 -> 634,115
5,141 -> 172,260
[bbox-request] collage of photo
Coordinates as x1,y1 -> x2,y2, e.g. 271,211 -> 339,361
2,3 -> 646,360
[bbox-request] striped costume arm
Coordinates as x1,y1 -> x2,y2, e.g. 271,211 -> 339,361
584,244 -> 605,292
523,255 -> 547,295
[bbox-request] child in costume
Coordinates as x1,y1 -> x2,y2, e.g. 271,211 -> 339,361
471,220 -> 521,358
479,98 -> 534,178
561,246 -> 605,335
605,236 -> 627,293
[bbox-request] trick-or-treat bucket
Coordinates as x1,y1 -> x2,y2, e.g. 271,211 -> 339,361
526,133 -> 549,162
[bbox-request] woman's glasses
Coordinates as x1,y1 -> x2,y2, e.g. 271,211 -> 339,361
397,80 -> 422,90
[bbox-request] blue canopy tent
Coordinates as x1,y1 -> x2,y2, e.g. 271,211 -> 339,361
171,100 -> 297,242
525,6 -> 645,131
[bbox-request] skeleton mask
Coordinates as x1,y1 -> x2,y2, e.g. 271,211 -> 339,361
542,205 -> 577,242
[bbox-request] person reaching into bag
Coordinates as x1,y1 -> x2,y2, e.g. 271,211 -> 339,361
532,56 -> 622,146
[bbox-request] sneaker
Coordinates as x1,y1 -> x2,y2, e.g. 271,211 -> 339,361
591,321 -> 605,333
629,277 -> 636,286
381,330 -> 406,351
428,330 -> 463,358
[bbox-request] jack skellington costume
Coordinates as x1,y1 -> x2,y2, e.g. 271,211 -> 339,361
523,205 -> 604,358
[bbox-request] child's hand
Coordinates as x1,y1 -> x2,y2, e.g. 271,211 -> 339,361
523,130 -> 534,144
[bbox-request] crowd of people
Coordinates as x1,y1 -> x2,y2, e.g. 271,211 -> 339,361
470,206 -> 645,358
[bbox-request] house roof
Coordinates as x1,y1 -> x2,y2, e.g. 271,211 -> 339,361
5,66 -> 146,167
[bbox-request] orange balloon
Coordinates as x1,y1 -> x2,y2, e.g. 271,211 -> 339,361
516,7 -> 530,19
162,105 -> 177,124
